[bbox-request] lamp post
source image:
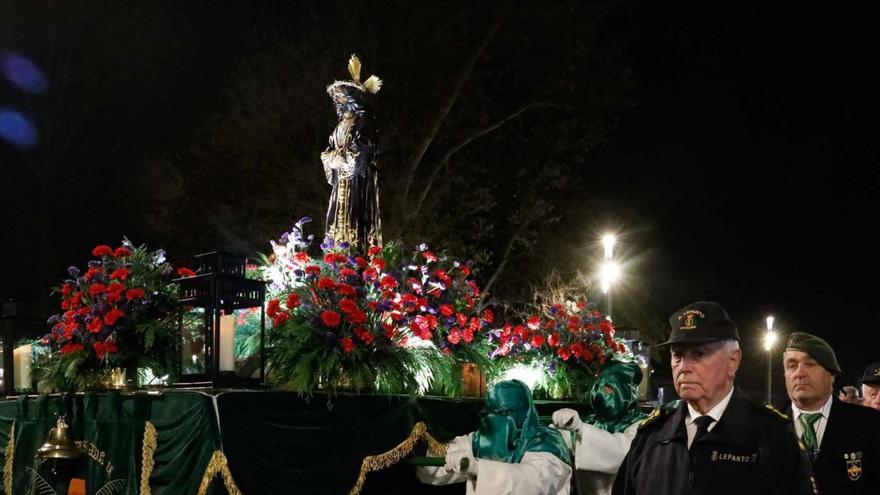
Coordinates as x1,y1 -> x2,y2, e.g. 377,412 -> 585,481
599,234 -> 619,320
763,316 -> 777,404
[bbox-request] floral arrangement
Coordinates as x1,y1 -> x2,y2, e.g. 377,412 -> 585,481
491,300 -> 633,399
36,239 -> 183,391
260,218 -> 494,396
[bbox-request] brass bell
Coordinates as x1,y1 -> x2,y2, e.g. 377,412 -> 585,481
37,416 -> 82,459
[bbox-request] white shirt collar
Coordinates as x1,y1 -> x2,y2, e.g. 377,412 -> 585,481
686,386 -> 735,425
791,394 -> 833,419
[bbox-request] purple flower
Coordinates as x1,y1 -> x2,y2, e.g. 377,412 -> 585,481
338,241 -> 350,250
296,216 -> 312,226
68,266 -> 80,277
320,237 -> 335,250
47,314 -> 60,325
87,260 -> 102,268
280,232 -> 290,243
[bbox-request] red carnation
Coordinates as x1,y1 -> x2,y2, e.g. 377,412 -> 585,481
294,251 -> 309,263
87,318 -> 103,333
530,334 -> 545,347
481,309 -> 494,324
305,265 -> 321,276
354,257 -> 368,268
323,253 -> 338,264
527,315 -> 542,330
85,266 -> 104,280
338,298 -> 357,314
285,293 -> 300,309
362,268 -> 378,282
456,313 -> 468,327
379,275 -> 398,289
103,308 -> 125,326
177,267 -> 196,278
106,292 -> 121,304
317,277 -> 336,291
339,268 -> 357,278
61,343 -> 84,354
267,299 -> 281,318
94,340 -> 119,359
126,288 -> 145,300
440,304 -> 455,317
463,328 -> 474,343
335,283 -> 356,296
371,258 -> 386,271
341,337 -> 355,353
368,246 -> 383,258
109,268 -> 129,281
107,282 -> 125,293
92,245 -> 113,257
89,283 -> 107,296
567,316 -> 580,331
113,247 -> 133,258
348,309 -> 367,325
460,266 -> 471,277
273,311 -> 290,327
548,332 -> 561,347
321,310 -> 341,327
61,284 -> 73,296
422,251 -> 438,263
557,347 -> 572,361
447,328 -> 462,345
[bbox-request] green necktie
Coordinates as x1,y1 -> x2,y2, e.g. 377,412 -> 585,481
799,412 -> 822,451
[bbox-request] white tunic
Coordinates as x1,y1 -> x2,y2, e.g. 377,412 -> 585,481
416,433 -> 572,495
565,422 -> 639,495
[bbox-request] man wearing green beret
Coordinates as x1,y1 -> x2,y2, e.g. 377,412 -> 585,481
613,301 -> 814,495
783,332 -> 880,493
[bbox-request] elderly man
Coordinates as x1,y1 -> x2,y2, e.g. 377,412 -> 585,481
613,301 -> 813,495
417,380 -> 572,495
860,362 -> 880,411
784,333 -> 880,493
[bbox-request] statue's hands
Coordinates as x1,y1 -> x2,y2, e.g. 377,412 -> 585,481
552,408 -> 582,430
444,445 -> 478,477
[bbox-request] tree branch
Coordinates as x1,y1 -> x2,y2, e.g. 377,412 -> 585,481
478,212 -> 541,303
407,102 -> 555,220
397,17 -> 503,214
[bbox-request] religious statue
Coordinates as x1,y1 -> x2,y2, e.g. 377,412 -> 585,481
321,55 -> 383,253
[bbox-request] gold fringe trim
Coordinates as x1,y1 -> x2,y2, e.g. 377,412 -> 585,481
140,421 -> 157,495
348,421 -> 447,495
197,450 -> 243,495
3,421 -> 14,495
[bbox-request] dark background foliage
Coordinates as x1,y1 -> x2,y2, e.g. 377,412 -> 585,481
2,0 -> 877,397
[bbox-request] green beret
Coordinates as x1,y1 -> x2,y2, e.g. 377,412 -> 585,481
785,332 -> 841,375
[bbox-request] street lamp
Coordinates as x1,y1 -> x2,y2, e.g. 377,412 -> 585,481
599,234 -> 618,320
764,316 -> 776,404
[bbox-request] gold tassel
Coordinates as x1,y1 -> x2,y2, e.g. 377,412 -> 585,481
197,450 -> 244,495
348,421 -> 448,495
347,55 -> 362,83
140,421 -> 157,495
3,421 -> 14,495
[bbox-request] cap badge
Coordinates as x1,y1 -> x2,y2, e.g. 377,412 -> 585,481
679,310 -> 705,331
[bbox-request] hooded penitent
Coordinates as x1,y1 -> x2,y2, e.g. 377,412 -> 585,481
472,380 -> 571,465
585,360 -> 647,433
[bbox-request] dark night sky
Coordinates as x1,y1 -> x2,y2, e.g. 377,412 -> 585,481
2,2 -> 878,395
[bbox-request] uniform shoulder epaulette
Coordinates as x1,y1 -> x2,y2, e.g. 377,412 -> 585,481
638,400 -> 679,431
638,408 -> 662,431
761,403 -> 790,422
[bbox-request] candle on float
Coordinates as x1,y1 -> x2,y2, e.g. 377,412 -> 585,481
13,344 -> 33,390
218,314 -> 236,372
